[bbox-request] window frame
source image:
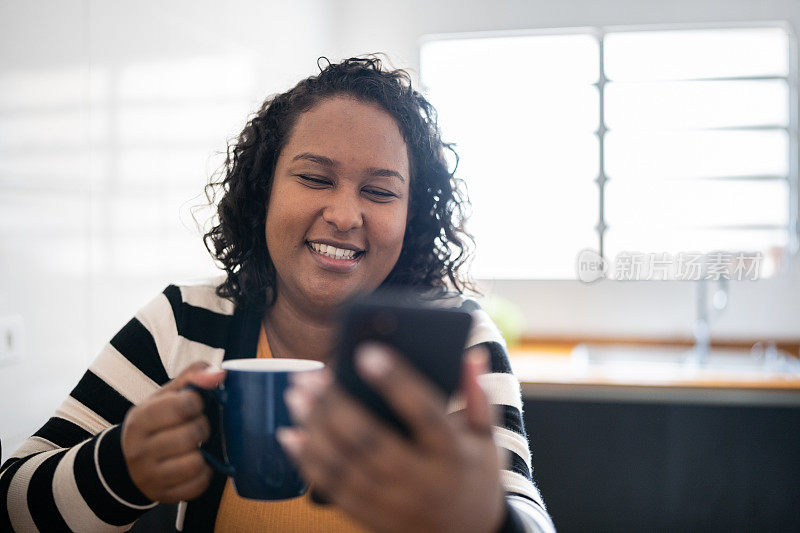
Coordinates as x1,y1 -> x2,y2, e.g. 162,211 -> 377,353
419,21 -> 799,279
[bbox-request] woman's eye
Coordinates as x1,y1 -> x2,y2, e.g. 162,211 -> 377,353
363,188 -> 396,201
297,175 -> 331,188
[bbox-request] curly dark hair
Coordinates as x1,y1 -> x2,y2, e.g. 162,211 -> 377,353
202,55 -> 474,310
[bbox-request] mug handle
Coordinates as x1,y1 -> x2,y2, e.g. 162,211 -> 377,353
186,384 -> 236,477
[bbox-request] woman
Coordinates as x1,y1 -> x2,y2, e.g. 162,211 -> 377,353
0,57 -> 554,532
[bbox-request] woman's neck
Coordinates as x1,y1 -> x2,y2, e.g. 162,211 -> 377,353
262,293 -> 336,363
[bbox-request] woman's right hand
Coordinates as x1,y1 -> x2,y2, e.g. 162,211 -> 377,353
121,361 -> 226,503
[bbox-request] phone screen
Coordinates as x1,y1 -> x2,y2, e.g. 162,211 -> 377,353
333,292 -> 473,436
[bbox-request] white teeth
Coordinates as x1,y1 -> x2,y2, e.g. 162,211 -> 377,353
310,242 -> 358,260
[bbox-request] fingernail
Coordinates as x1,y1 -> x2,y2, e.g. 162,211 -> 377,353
202,365 -> 223,374
285,387 -> 299,408
467,350 -> 489,373
276,428 -> 300,454
356,346 -> 391,378
292,371 -> 316,389
284,388 -> 310,419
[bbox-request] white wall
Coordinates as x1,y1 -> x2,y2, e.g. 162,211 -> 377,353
0,0 -> 335,458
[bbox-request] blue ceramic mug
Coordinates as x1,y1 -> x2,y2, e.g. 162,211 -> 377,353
190,358 -> 325,500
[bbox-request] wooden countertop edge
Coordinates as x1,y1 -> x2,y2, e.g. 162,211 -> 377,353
508,340 -> 800,391
519,382 -> 800,406
516,377 -> 800,390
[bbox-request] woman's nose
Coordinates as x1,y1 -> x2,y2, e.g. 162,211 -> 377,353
321,193 -> 363,233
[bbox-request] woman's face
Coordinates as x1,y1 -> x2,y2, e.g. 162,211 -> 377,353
265,95 -> 410,311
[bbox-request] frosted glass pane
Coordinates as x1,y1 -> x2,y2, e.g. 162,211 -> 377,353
422,35 -> 599,135
427,83 -> 598,136
606,80 -> 788,130
461,132 -> 598,279
606,130 -> 788,180
605,28 -> 789,81
605,228 -> 787,261
421,33 -> 600,278
421,34 -> 598,87
605,179 -> 789,228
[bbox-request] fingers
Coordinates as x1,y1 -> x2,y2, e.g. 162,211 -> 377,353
285,369 -> 331,424
356,343 -> 455,452
158,362 -> 208,392
287,383 -> 411,482
146,415 -> 211,460
125,447 -> 211,503
277,426 -> 385,511
132,361 -> 225,436
122,362 -> 223,502
461,346 -> 494,435
185,367 -> 226,390
157,450 -> 208,487
159,362 -> 226,393
290,368 -> 330,393
131,390 -> 205,436
157,457 -> 213,503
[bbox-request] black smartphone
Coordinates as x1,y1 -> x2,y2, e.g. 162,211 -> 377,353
310,291 -> 473,505
333,291 -> 474,436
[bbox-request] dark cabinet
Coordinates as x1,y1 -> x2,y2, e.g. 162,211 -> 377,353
524,399 -> 800,532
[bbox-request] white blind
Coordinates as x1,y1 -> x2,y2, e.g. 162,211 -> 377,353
420,25 -> 796,279
603,27 -> 792,276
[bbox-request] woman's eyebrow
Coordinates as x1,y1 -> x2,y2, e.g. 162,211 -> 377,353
292,152 -> 405,183
292,152 -> 336,167
366,167 -> 406,183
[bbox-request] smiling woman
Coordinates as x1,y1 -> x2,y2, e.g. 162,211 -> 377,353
265,96 -> 410,314
203,57 -> 474,316
0,57 -> 555,533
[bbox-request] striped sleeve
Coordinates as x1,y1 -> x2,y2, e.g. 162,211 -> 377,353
444,295 -> 555,532
480,341 -> 556,533
0,286 -> 182,532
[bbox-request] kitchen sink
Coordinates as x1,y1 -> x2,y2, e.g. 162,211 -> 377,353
571,344 -> 800,377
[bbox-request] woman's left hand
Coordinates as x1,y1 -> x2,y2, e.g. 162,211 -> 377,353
277,344 -> 506,533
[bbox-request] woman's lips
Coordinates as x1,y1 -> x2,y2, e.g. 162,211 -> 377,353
306,242 -> 363,273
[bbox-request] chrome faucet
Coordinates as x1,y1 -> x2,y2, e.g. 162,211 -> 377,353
692,276 -> 728,365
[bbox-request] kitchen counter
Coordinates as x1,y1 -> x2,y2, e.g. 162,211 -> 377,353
510,342 -> 800,531
509,343 -> 800,406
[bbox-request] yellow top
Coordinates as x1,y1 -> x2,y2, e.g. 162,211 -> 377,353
214,325 -> 367,532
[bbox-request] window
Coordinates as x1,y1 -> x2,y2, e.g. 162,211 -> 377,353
420,24 -> 797,280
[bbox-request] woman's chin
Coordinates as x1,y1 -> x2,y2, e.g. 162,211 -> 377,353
299,282 -> 364,311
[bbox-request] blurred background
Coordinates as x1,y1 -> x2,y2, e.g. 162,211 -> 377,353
1,0 -> 799,530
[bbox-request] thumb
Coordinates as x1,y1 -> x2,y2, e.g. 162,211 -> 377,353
160,361 -> 226,393
462,347 -> 494,435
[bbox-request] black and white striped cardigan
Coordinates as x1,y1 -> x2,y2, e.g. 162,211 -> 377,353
1,278 -> 555,532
